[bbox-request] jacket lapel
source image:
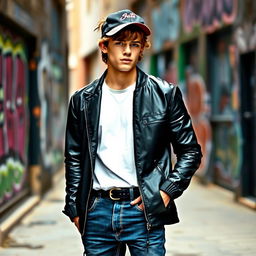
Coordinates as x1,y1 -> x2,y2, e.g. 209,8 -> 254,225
83,70 -> 107,162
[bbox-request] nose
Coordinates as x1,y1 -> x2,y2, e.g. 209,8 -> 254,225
123,44 -> 131,55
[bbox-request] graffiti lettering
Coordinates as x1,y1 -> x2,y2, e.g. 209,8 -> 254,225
182,0 -> 238,33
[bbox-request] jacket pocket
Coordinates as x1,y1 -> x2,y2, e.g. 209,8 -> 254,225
155,165 -> 169,209
143,167 -> 166,216
141,112 -> 167,126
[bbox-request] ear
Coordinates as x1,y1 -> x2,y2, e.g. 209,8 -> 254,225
139,47 -> 145,56
99,41 -> 108,53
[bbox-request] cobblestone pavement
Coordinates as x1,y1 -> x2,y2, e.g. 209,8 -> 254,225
0,176 -> 255,256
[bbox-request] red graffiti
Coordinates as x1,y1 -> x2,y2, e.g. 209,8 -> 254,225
0,31 -> 27,205
0,52 -> 27,161
0,49 -> 4,156
15,56 -> 26,162
5,55 -> 15,152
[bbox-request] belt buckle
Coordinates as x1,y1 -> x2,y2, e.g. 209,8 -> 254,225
109,188 -> 121,200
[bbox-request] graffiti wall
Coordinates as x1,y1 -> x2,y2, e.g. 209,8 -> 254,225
149,0 -> 247,189
178,0 -> 241,186
37,42 -> 66,172
208,31 -> 242,189
36,1 -> 67,173
0,27 -> 28,207
182,0 -> 238,33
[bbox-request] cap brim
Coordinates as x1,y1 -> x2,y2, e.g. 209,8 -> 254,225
105,22 -> 151,36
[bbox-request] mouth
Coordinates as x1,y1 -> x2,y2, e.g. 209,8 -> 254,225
120,59 -> 132,63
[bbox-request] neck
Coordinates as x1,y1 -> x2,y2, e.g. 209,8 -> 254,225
105,67 -> 137,90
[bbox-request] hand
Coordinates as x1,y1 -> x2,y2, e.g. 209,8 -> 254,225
73,216 -> 80,232
160,190 -> 171,207
130,196 -> 144,211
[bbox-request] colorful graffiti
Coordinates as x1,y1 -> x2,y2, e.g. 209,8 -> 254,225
214,122 -> 241,188
213,47 -> 242,189
209,36 -> 242,189
0,29 -> 28,206
182,0 -> 238,33
37,42 -> 66,171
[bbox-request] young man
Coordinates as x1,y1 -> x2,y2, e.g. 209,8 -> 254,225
63,9 -> 202,256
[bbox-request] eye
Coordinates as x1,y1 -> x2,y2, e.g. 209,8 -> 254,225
131,43 -> 140,48
114,41 -> 125,46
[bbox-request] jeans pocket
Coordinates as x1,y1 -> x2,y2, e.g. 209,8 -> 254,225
88,196 -> 99,212
134,204 -> 144,212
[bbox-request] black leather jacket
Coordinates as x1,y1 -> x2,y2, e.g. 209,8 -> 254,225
63,68 -> 202,235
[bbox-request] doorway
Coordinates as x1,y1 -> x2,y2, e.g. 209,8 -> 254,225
240,51 -> 256,198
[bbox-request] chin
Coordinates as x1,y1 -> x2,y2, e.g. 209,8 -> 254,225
119,68 -> 132,72
119,65 -> 136,72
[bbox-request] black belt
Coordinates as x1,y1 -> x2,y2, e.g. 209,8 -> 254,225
92,187 -> 140,201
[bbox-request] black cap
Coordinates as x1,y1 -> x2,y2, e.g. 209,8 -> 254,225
101,9 -> 151,38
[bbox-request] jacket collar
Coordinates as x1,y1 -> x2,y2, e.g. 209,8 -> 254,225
82,66 -> 148,99
82,69 -> 107,98
135,66 -> 148,89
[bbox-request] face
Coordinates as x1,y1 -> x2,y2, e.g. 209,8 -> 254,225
100,34 -> 144,72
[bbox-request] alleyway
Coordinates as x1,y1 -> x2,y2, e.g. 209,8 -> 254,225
0,173 -> 255,256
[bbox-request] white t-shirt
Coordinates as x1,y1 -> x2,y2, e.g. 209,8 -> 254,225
93,81 -> 138,190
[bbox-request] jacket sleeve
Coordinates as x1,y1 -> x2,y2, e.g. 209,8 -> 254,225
160,86 -> 202,200
62,95 -> 82,221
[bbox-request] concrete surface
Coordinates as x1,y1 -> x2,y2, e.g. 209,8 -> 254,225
0,177 -> 255,256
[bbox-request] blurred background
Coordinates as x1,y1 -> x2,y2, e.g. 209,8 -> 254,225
0,0 -> 255,252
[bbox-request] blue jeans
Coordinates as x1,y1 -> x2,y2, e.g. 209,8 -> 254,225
82,195 -> 166,256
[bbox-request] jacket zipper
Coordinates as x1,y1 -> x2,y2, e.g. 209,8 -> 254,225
81,109 -> 93,236
133,90 -> 152,231
134,160 -> 152,248
136,181 -> 151,230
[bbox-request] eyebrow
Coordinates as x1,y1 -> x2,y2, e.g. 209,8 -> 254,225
113,39 -> 142,43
